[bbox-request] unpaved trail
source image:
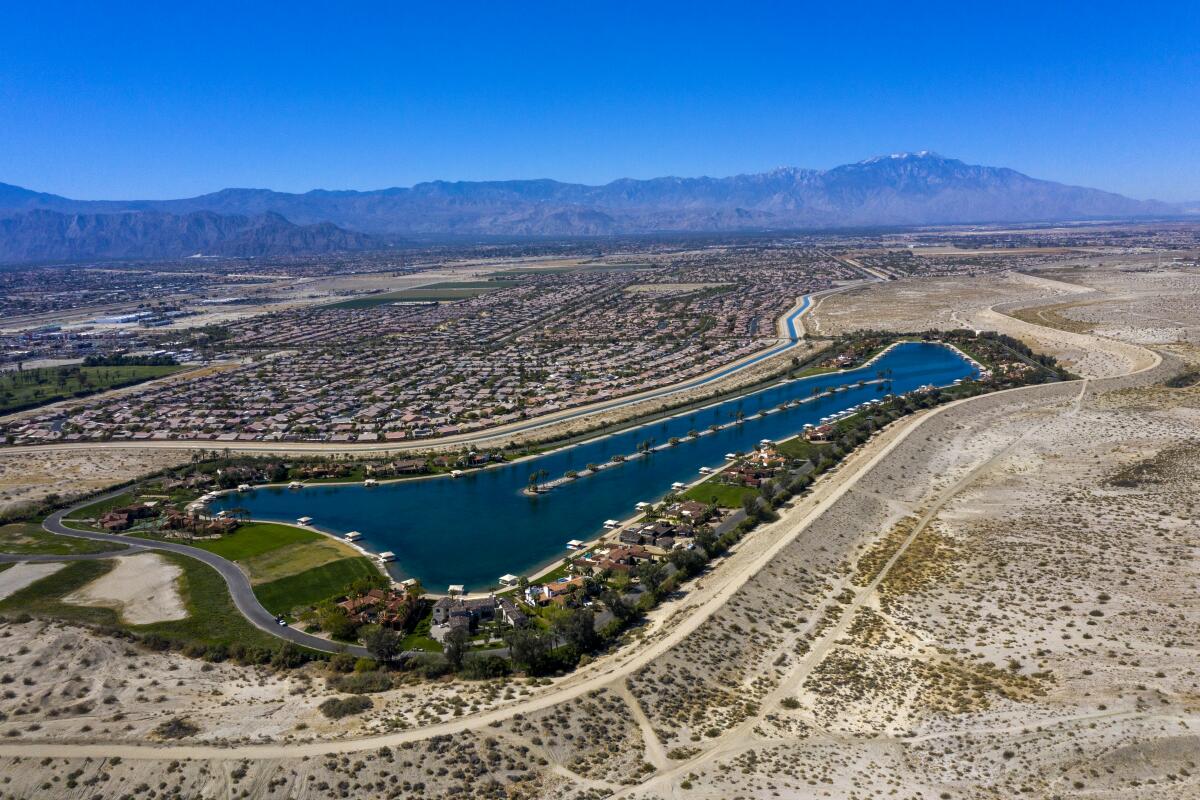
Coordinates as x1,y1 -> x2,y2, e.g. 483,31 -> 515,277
617,680 -> 670,770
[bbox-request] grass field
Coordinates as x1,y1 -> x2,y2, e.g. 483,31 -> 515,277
683,479 -> 759,509
776,437 -> 828,462
241,538 -> 351,584
179,522 -> 360,585
253,557 -> 379,617
0,364 -> 184,414
0,554 -> 280,650
327,280 -> 517,309
182,522 -> 320,561
0,523 -> 127,555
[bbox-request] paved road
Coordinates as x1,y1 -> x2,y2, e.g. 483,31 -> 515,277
39,492 -> 370,658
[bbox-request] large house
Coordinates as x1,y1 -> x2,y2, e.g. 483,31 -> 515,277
525,576 -> 587,607
337,588 -> 423,628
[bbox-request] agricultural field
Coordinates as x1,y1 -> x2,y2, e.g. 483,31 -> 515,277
324,280 -> 517,308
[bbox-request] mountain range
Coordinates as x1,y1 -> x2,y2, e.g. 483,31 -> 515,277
0,152 -> 1189,263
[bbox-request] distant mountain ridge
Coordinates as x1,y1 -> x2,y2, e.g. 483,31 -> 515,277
0,152 -> 1189,262
0,209 -> 382,263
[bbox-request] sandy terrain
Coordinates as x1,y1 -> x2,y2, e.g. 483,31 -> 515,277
0,447 -> 190,516
0,262 -> 1196,798
0,561 -> 65,601
63,552 -> 187,624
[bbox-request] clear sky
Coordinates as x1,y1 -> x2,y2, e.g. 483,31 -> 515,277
1,1 -> 1197,201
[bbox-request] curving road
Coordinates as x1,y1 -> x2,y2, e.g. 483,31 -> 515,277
39,494 -> 369,658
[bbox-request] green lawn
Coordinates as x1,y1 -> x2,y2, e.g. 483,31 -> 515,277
64,491 -> 138,523
241,538 -> 353,584
181,522 -> 320,561
177,522 -> 360,584
0,364 -> 184,414
683,479 -> 759,509
793,366 -> 839,378
327,281 -> 516,309
776,437 -> 827,462
0,523 -> 127,555
0,554 -> 280,651
400,608 -> 441,652
253,557 -> 379,617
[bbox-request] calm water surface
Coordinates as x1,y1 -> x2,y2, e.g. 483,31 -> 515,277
214,342 -> 975,589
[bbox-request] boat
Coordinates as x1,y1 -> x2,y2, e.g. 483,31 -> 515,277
698,466 -> 712,474
296,516 -> 313,525
671,482 -> 685,490
378,551 -> 396,562
566,539 -> 584,549
450,470 -> 463,478
288,481 -> 304,489
603,519 -> 619,528
237,483 -> 252,492
363,478 -> 377,487
635,501 -> 650,509
498,573 -> 519,586
344,531 -> 362,542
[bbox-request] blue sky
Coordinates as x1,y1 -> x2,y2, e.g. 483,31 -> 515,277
1,1 -> 1197,201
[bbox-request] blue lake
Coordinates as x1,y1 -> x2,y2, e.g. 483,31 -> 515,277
213,341 -> 975,590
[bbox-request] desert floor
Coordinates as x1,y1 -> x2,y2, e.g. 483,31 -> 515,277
0,447 -> 191,517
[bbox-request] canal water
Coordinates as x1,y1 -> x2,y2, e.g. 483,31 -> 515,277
213,341 -> 975,590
